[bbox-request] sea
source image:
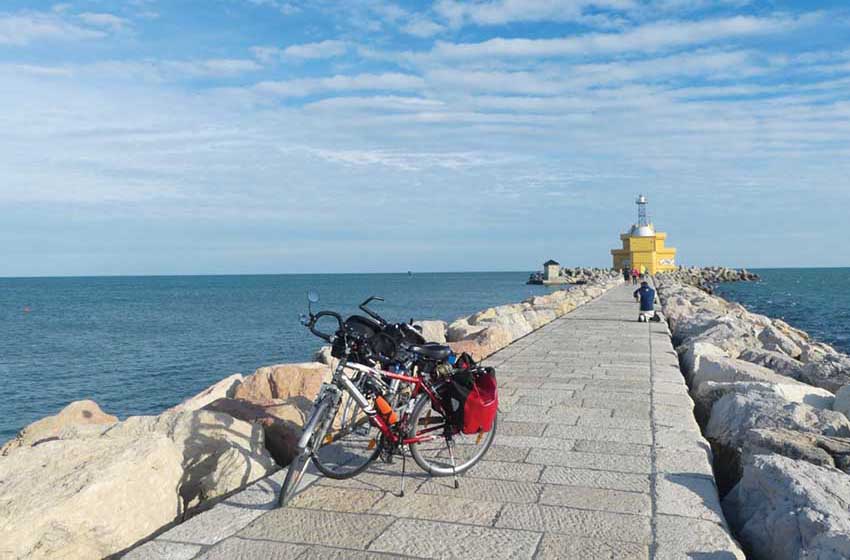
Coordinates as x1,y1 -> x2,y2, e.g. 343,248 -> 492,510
2,268 -> 848,442
0,272 -> 553,441
714,268 -> 850,356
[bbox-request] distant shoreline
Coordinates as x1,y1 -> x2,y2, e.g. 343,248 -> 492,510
2,265 -> 850,280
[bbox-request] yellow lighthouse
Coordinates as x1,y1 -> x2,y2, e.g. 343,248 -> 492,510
611,194 -> 677,275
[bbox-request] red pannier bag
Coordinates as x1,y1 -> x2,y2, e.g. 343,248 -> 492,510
462,367 -> 498,434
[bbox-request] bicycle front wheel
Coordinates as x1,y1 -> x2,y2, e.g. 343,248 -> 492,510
311,391 -> 382,479
278,396 -> 332,507
408,393 -> 497,476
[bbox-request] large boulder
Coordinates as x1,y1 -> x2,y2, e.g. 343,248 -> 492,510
800,341 -> 838,364
706,391 -> 850,451
800,353 -> 850,393
694,381 -> 834,420
742,428 -> 850,473
738,347 -> 804,381
413,320 -> 448,343
446,318 -> 485,342
102,409 -> 276,510
234,362 -> 330,402
835,385 -> 850,420
772,318 -> 809,347
169,374 -> 243,413
723,454 -> 850,560
0,434 -> 183,560
204,398 -> 299,466
1,400 -> 118,456
448,325 -> 514,362
691,354 -> 805,393
758,324 -> 802,359
678,341 -> 727,381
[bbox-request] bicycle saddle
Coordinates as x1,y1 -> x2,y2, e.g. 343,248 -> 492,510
408,343 -> 452,361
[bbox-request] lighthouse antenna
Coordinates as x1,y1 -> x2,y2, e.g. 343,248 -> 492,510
636,194 -> 649,227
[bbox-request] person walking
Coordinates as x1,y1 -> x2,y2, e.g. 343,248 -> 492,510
631,267 -> 639,285
622,268 -> 630,282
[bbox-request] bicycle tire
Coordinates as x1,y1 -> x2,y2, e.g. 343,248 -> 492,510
310,393 -> 381,479
408,393 -> 497,476
277,396 -> 332,507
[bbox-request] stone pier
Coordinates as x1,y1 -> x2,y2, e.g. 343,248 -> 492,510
126,283 -> 743,559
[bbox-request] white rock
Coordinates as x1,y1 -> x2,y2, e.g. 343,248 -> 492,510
694,381 -> 834,414
758,324 -> 802,359
1,400 -> 118,456
0,434 -> 184,560
412,320 -> 447,343
800,341 -> 838,364
800,353 -> 850,393
738,347 -> 804,381
834,384 -> 850,419
723,454 -> 850,560
706,391 -> 850,449
169,373 -> 243,412
313,345 -> 335,365
446,318 -> 485,342
678,341 -> 728,382
108,409 -> 276,509
691,354 -> 805,392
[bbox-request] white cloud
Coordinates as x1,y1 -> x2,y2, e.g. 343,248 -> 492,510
430,15 -> 809,60
435,0 -> 636,27
282,39 -> 349,59
402,17 -> 445,38
252,40 -> 350,63
0,11 -> 106,45
77,12 -> 130,31
254,72 -> 425,97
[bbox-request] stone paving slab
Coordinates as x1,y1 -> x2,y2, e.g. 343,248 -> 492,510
124,283 -> 744,559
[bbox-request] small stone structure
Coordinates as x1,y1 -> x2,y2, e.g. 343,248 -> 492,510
543,259 -> 560,283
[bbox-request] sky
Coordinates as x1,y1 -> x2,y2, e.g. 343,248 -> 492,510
2,0 -> 849,276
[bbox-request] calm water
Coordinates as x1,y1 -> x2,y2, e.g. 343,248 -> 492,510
715,268 -> 850,356
0,272 -> 553,440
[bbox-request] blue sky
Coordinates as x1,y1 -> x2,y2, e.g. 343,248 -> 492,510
2,0 -> 849,276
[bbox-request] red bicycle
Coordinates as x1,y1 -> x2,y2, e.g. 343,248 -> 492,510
277,297 -> 498,506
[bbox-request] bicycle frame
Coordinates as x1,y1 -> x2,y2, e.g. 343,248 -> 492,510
336,361 -> 446,446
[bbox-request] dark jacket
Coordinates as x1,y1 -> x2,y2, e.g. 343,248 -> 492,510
634,286 -> 656,311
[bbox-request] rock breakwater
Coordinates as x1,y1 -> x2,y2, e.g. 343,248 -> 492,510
657,277 -> 850,559
0,273 -> 622,560
659,266 -> 759,291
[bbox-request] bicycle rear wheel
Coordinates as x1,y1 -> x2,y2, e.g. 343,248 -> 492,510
311,391 -> 382,479
408,393 -> 497,476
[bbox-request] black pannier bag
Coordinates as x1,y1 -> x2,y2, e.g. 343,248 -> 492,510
331,315 -> 380,359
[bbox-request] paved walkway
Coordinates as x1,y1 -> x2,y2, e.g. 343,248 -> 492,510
126,284 -> 743,560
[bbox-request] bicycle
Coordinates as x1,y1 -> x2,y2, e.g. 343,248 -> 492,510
277,293 -> 498,506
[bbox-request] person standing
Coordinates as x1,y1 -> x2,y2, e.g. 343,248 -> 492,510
631,267 -> 639,285
622,268 -> 630,282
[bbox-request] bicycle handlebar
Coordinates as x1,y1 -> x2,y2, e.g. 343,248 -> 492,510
309,310 -> 343,343
359,295 -> 387,326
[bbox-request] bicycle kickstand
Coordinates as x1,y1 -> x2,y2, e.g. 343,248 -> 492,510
447,440 -> 460,489
396,447 -> 407,498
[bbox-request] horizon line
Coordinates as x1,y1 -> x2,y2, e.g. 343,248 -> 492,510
2,265 -> 850,280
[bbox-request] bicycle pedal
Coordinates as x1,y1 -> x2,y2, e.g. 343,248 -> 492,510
367,438 -> 376,450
